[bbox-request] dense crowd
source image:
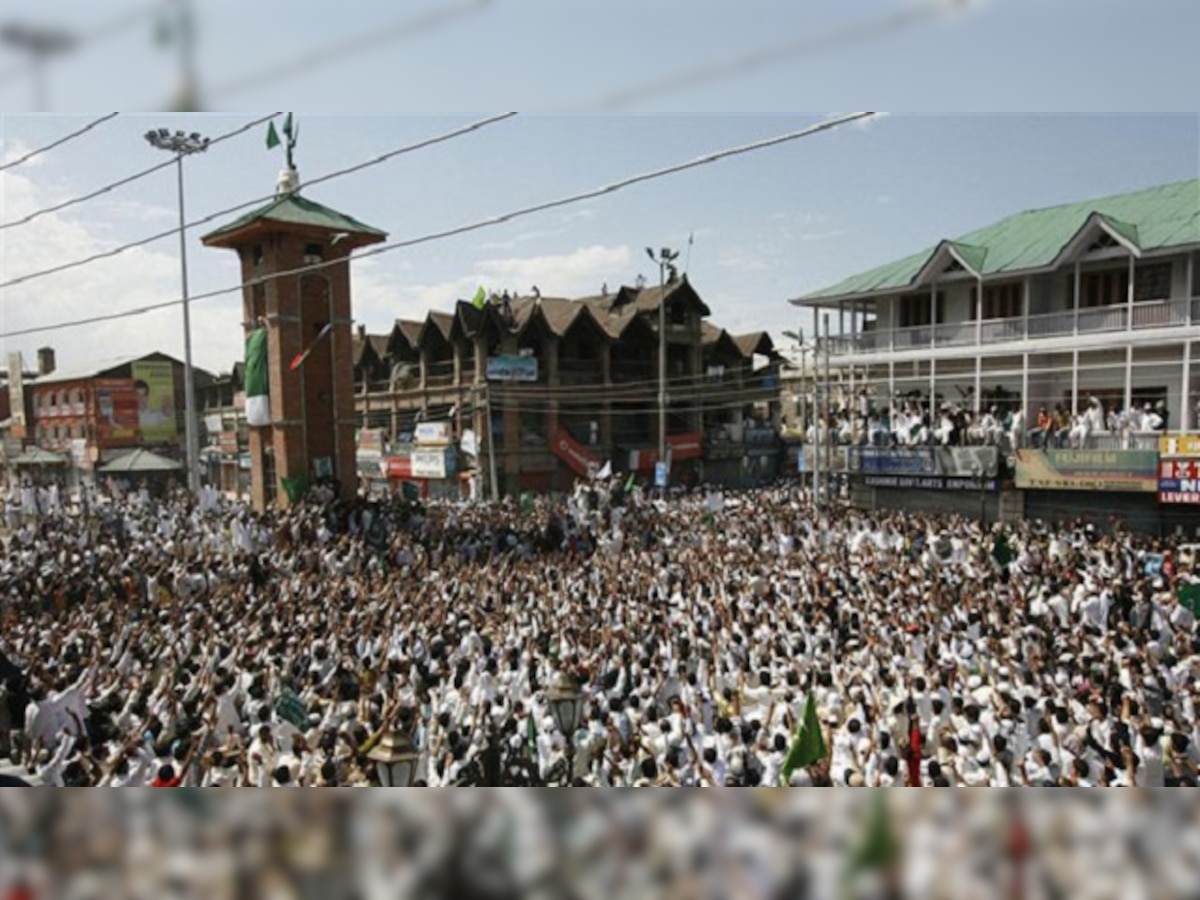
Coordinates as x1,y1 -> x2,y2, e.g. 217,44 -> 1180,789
1,475 -> 1198,788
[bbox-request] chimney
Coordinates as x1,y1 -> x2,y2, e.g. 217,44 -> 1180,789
357,324 -> 366,339
36,346 -> 55,376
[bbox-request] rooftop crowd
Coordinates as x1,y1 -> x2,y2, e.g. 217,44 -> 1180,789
1,474 -> 1197,788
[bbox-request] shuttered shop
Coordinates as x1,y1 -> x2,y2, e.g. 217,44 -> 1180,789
1023,491 -> 1160,534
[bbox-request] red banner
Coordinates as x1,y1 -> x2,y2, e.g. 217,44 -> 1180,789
385,456 -> 413,479
630,433 -> 704,470
552,428 -> 600,477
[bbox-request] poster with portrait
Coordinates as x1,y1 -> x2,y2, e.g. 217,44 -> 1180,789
131,361 -> 177,443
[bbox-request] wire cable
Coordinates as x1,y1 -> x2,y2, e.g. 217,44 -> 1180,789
0,112 -> 119,171
0,112 -> 281,230
0,111 -> 517,287
562,0 -> 969,112
0,111 -> 873,340
209,0 -> 492,100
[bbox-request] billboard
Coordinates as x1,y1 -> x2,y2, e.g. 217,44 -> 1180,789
1160,434 -> 1200,457
5,351 -> 25,439
414,421 -> 452,446
1158,457 -> 1200,504
131,361 -> 177,443
848,446 -> 998,478
486,355 -> 538,383
1014,448 -> 1159,492
94,378 -> 141,447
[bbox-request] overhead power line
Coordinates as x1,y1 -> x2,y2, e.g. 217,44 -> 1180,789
209,0 -> 492,101
0,111 -> 518,288
0,112 -> 281,230
565,0 -> 969,112
0,111 -> 874,340
0,112 -> 119,171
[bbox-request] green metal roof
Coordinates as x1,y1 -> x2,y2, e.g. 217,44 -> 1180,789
202,192 -> 387,243
802,178 -> 1200,301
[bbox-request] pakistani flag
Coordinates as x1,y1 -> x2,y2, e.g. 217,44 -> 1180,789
245,327 -> 271,427
780,692 -> 827,784
1179,583 -> 1200,617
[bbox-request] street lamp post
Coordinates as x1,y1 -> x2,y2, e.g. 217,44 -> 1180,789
646,247 -> 680,482
145,128 -> 210,495
547,672 -> 583,785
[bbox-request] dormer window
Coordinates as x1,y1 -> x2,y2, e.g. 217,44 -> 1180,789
303,243 -> 324,265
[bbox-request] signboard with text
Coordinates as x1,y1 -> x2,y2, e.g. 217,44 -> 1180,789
1160,434 -> 1200,457
486,355 -> 539,383
1015,448 -> 1159,492
131,360 -> 177,443
414,421 -> 452,446
865,474 -> 998,492
1158,457 -> 1200,504
849,446 -> 999,478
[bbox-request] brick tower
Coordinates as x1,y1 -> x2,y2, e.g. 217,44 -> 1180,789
202,167 -> 386,510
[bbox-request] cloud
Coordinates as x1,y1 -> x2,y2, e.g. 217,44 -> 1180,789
352,245 -> 634,334
0,168 -> 185,370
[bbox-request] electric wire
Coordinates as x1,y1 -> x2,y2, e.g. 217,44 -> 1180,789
0,111 -> 873,340
0,112 -> 281,230
0,112 -> 119,171
0,111 -> 518,287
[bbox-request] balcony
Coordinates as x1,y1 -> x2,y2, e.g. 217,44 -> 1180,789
826,297 -> 1198,357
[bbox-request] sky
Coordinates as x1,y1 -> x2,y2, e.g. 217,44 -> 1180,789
0,0 -> 1194,112
0,112 -> 1197,377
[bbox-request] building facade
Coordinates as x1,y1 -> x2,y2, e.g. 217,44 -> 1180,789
793,178 -> 1200,533
352,277 -> 783,498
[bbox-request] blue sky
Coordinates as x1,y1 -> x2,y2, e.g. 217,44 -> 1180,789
0,112 -> 1196,375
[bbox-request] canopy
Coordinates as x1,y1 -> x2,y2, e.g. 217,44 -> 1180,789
99,449 -> 183,473
8,447 -> 68,466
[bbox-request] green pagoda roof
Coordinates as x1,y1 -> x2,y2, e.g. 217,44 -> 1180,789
202,191 -> 387,246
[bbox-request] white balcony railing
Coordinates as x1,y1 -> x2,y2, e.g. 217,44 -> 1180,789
825,296 -> 1200,357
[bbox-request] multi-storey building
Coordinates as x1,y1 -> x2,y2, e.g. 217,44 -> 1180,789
792,178 -> 1200,533
352,277 -> 783,497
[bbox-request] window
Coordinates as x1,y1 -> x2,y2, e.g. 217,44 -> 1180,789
897,293 -> 944,328
981,282 -> 1023,320
1134,263 -> 1171,302
1071,263 -> 1174,308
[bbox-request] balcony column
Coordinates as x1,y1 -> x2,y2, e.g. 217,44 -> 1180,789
1127,254 -> 1136,331
1071,350 -> 1079,418
974,276 -> 983,414
1124,345 -> 1134,419
1080,262 -> 1089,336
1023,275 -> 1031,336
930,284 -> 937,349
929,357 -> 936,412
1021,353 -> 1030,436
1189,252 -> 1196,325
888,361 -> 895,421
1183,341 -> 1192,431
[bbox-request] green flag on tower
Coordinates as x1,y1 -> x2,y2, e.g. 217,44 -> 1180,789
266,120 -> 281,150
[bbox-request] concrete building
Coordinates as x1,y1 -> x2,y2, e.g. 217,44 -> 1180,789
792,178 -> 1200,533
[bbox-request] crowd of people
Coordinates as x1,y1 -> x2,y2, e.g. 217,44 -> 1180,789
1,473 -> 1198,788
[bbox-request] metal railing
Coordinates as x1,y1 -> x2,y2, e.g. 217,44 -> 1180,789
824,296 -> 1200,357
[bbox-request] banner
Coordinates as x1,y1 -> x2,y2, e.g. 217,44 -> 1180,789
849,446 -> 998,478
865,475 -> 998,492
69,438 -> 91,471
411,449 -> 447,479
131,360 -> 177,443
414,421 -> 452,446
218,431 -> 239,455
94,378 -> 140,447
630,433 -> 704,470
1014,448 -> 1159,492
5,352 -> 24,439
357,428 -> 385,456
486,355 -> 539,382
1158,457 -> 1200,504
1161,434 -> 1200,457
553,428 -> 600,477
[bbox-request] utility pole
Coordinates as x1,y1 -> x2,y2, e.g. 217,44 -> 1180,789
823,313 -> 832,508
145,127 -> 211,494
646,247 -> 680,475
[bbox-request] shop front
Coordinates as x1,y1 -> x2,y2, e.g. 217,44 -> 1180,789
1157,436 -> 1200,537
850,446 -> 1001,521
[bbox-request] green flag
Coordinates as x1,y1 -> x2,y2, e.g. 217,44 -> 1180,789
266,121 -> 281,150
845,794 -> 900,890
275,688 -> 309,730
780,692 -> 827,783
526,714 -> 538,761
624,471 -> 637,492
282,112 -> 294,139
281,475 -> 308,504
244,327 -> 270,427
1179,583 -> 1200,617
471,286 -> 487,311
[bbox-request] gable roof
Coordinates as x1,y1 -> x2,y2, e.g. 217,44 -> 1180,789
393,319 -> 423,349
800,178 -> 1200,303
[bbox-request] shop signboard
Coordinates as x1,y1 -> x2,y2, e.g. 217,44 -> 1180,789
1158,457 -> 1200,504
486,355 -> 539,383
1015,448 -> 1159,492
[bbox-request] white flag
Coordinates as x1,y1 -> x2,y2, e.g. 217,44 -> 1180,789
596,460 -> 612,480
